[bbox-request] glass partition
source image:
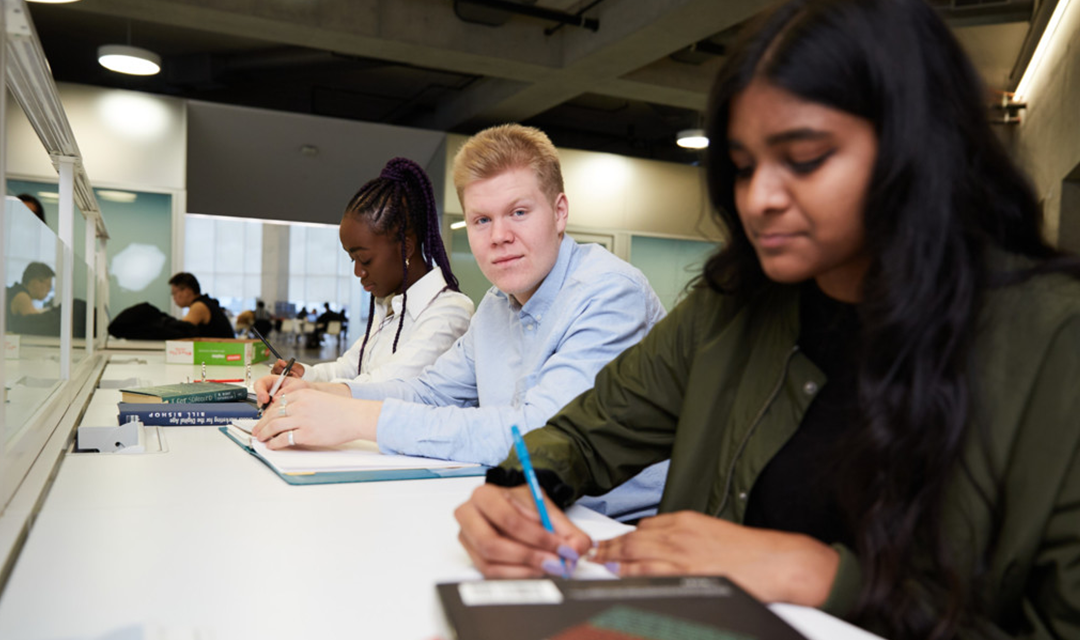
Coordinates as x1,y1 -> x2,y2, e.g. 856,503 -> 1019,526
71,245 -> 90,366
1,9 -> 118,557
4,196 -> 63,442
9,179 -> 174,324
629,235 -> 719,312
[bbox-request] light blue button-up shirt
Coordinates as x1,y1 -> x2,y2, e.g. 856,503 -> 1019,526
347,234 -> 670,519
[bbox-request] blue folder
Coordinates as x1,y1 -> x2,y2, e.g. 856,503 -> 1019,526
219,426 -> 487,485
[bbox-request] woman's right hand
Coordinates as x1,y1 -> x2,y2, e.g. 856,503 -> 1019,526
455,484 -> 592,578
253,372 -> 310,406
270,358 -> 305,377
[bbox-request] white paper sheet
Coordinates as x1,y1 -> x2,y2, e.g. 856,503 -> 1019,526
227,420 -> 481,474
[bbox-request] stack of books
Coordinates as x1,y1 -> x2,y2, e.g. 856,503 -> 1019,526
118,381 -> 258,426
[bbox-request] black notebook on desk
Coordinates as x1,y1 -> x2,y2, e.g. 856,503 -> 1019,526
437,575 -> 809,640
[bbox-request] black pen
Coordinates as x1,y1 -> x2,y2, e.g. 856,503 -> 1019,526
261,357 -> 296,412
251,327 -> 284,363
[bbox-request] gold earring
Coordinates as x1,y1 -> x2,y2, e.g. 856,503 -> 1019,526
406,258 -> 410,269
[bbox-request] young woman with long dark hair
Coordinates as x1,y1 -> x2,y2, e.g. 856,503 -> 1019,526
454,1 -> 1080,637
256,157 -> 473,391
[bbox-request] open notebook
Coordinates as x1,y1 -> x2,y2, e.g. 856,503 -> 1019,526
222,420 -> 485,485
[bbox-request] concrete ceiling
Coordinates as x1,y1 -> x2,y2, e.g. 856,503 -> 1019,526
26,0 -> 1037,165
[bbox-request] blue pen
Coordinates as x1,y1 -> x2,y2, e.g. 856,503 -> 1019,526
510,424 -> 570,579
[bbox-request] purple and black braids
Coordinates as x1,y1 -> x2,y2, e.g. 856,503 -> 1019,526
344,157 -> 461,374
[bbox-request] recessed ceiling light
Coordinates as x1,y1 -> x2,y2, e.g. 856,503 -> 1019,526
676,128 -> 709,150
98,45 -> 161,76
27,0 -> 83,4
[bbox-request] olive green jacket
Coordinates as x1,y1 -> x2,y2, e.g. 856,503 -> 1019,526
510,272 -> 1080,638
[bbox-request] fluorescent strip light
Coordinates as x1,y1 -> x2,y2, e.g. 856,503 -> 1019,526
450,220 -> 467,230
1014,0 -> 1074,101
186,213 -> 336,229
96,190 -> 138,203
98,45 -> 161,76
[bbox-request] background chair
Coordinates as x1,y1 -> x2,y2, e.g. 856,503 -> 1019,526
325,320 -> 345,350
277,318 -> 299,344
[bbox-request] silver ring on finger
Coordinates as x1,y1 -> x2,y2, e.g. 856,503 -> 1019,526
278,404 -> 288,417
287,430 -> 295,447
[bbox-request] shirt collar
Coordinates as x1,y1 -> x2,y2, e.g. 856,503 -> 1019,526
514,234 -> 576,320
387,267 -> 449,319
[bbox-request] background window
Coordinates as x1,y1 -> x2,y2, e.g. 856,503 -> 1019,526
287,223 -> 362,323
185,214 -> 263,315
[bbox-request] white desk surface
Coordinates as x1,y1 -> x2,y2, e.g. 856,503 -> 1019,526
0,355 -> 881,640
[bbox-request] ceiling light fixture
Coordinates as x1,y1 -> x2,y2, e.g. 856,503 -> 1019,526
26,0 -> 83,4
450,220 -> 467,230
1014,0 -> 1074,101
96,190 -> 138,203
676,128 -> 709,150
98,44 -> 161,75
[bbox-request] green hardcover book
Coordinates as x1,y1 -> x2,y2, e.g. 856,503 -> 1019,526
119,381 -> 248,404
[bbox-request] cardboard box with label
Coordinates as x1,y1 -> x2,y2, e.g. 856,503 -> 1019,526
165,338 -> 270,366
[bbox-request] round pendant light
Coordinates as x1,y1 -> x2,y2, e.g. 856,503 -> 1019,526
676,128 -> 709,149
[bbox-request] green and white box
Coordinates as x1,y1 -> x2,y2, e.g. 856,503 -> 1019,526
165,338 -> 270,366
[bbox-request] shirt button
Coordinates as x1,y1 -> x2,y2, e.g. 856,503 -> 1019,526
738,492 -> 748,501
803,381 -> 818,395
526,324 -> 534,331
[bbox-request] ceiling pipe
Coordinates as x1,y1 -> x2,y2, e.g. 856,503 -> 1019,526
454,0 -> 600,31
930,0 -> 1034,28
544,0 -> 607,36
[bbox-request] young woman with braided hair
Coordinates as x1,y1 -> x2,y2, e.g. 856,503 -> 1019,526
256,157 -> 473,393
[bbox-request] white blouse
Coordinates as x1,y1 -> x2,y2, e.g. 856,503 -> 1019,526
302,268 -> 474,384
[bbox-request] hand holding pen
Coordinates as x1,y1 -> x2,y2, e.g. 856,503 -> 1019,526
511,425 -> 571,578
260,357 -> 296,411
452,427 -> 591,579
269,359 -> 306,377
253,369 -> 309,407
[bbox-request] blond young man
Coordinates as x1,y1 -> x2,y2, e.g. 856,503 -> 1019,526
254,124 -> 668,520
